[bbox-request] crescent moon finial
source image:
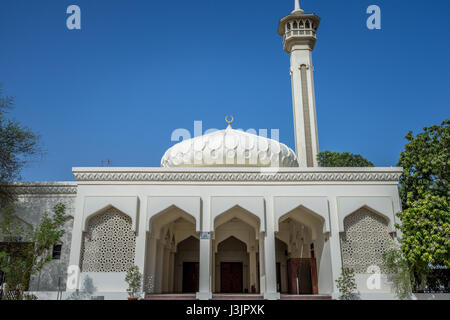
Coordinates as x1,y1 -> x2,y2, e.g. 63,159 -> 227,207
225,115 -> 234,128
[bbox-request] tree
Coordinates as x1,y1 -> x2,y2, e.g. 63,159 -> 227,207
0,84 -> 42,205
395,120 -> 450,291
317,150 -> 374,167
397,119 -> 449,209
382,248 -> 413,300
125,265 -> 142,299
395,195 -> 450,290
0,203 -> 67,300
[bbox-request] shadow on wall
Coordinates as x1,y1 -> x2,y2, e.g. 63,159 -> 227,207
66,276 -> 97,300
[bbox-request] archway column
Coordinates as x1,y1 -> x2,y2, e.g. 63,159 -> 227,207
329,197 -> 343,298
263,233 -> 279,299
263,197 -> 280,300
249,248 -> 257,293
134,203 -> 147,294
259,233 -> 265,294
146,236 -> 158,293
211,240 -> 216,293
168,251 -> 175,293
196,235 -> 212,300
162,245 -> 170,292
155,241 -> 165,293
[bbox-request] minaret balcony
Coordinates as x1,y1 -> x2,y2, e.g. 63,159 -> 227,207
283,29 -> 316,41
282,30 -> 318,52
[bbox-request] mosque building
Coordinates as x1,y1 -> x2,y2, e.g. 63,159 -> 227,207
3,1 -> 402,300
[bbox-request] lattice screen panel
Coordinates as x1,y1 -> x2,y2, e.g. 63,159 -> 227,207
80,208 -> 136,272
340,208 -> 394,273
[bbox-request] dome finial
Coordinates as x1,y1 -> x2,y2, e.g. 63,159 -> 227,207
225,115 -> 234,128
293,0 -> 304,13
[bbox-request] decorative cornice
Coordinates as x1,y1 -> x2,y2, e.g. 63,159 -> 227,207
7,182 -> 77,195
72,169 -> 402,183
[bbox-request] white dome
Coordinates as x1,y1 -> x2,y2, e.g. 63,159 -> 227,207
161,126 -> 299,168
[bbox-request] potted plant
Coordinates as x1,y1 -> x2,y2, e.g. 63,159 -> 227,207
335,267 -> 359,300
125,265 -> 142,300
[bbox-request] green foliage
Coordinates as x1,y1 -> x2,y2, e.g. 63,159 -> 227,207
0,203 -> 67,300
397,119 -> 449,209
395,119 -> 449,291
125,265 -> 142,298
335,268 -> 358,300
382,248 -> 413,299
23,293 -> 38,300
318,150 -> 374,167
0,84 -> 42,205
396,195 -> 450,283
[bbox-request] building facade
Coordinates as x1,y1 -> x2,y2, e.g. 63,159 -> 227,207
3,1 -> 403,300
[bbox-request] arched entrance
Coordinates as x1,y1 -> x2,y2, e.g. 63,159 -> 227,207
216,237 -> 247,293
146,207 -> 199,294
175,236 -> 199,293
276,206 -> 329,295
213,206 -> 261,294
275,238 -> 288,293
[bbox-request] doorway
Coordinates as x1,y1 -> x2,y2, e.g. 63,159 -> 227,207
276,262 -> 281,292
297,260 -> 313,294
182,262 -> 199,293
220,262 -> 243,293
287,258 -> 318,294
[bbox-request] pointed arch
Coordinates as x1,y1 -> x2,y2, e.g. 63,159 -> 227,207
83,196 -> 138,232
214,217 -> 257,253
337,197 -> 395,232
210,196 -> 265,232
216,235 -> 249,253
147,196 -> 201,232
340,207 -> 395,273
274,196 -> 330,234
80,206 -> 136,272
149,205 -> 197,239
214,205 -> 261,235
175,232 -> 200,248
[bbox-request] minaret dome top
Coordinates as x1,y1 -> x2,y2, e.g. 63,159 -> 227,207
278,1 -> 321,52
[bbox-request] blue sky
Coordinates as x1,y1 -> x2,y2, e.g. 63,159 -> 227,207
0,0 -> 449,181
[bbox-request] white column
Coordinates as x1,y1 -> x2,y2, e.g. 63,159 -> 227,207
162,246 -> 170,293
196,236 -> 212,300
134,199 -> 147,294
146,236 -> 158,293
211,241 -> 216,293
258,234 -> 265,295
168,251 -> 175,293
329,197 -> 343,299
66,195 -> 84,291
264,197 -> 280,300
250,248 -> 257,294
155,241 -> 164,293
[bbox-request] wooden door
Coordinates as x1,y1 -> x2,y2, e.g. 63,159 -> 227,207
220,262 -> 243,293
182,262 -> 199,293
297,261 -> 313,294
287,258 -> 318,295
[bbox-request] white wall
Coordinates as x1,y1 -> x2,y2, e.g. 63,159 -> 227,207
12,167 -> 400,300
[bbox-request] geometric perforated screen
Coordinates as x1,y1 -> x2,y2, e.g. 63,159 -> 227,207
340,207 -> 394,273
80,207 -> 136,272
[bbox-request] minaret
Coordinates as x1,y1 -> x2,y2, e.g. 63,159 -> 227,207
278,1 -> 321,167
